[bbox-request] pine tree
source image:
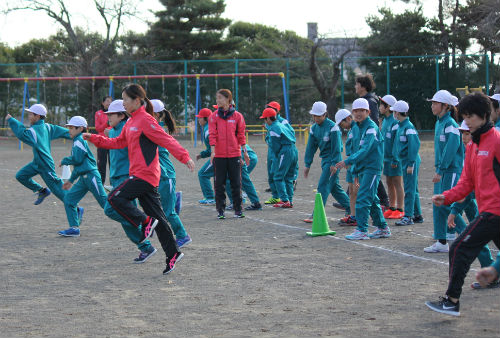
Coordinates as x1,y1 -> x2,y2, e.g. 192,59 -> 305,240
149,0 -> 234,59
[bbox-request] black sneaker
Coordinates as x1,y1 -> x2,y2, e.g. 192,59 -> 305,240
332,202 -> 346,210
217,211 -> 225,219
425,296 -> 460,316
140,217 -> 158,244
245,202 -> 262,210
413,215 -> 424,223
471,279 -> 500,290
234,211 -> 245,218
163,252 -> 184,275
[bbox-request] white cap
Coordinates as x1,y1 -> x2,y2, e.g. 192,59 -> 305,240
309,101 -> 327,116
458,120 -> 469,131
390,100 -> 409,114
427,89 -> 453,105
490,93 -> 500,103
106,99 -> 125,113
335,109 -> 351,124
25,104 -> 47,116
379,95 -> 397,107
352,98 -> 369,110
65,116 -> 88,128
151,99 -> 165,113
450,95 -> 459,106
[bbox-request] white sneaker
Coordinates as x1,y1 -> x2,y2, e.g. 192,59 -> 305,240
424,241 -> 449,253
446,233 -> 456,241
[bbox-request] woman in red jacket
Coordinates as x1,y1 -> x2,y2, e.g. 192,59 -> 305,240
209,89 -> 249,219
95,96 -> 112,183
84,84 -> 195,275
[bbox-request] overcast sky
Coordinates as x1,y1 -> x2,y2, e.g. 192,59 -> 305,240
0,0 -> 438,47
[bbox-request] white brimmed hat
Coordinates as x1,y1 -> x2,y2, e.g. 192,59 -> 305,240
390,100 -> 409,114
335,109 -> 351,124
450,95 -> 459,106
489,93 -> 500,103
106,99 -> 125,113
379,95 -> 397,107
427,90 -> 453,105
458,120 -> 469,131
352,98 -> 369,110
65,116 -> 88,128
151,99 -> 165,113
25,104 -> 47,116
309,101 -> 327,116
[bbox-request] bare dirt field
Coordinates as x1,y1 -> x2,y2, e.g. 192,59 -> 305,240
0,135 -> 498,337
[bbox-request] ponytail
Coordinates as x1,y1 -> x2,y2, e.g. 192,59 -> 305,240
162,109 -> 176,134
144,97 -> 154,116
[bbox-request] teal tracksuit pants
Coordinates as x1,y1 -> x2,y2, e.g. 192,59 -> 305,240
227,153 -> 259,205
356,172 -> 388,233
272,146 -> 298,203
64,171 -> 107,227
432,172 -> 467,240
16,162 -> 66,202
198,160 -> 215,200
402,160 -> 422,217
267,148 -> 279,199
104,175 -> 153,252
159,177 -> 188,239
452,194 -> 494,267
317,162 -> 350,213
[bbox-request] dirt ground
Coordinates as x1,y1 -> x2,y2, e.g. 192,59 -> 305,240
0,135 -> 498,337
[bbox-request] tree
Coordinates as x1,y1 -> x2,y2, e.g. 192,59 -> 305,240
148,0 -> 234,59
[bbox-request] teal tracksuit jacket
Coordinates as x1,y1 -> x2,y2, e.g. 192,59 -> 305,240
381,114 -> 402,176
62,133 -> 107,227
344,121 -> 359,183
104,120 -> 153,252
9,117 -> 71,201
392,118 -> 421,217
304,118 -> 349,212
198,123 -> 214,200
267,119 -> 298,202
433,111 -> 466,240
344,117 -> 387,232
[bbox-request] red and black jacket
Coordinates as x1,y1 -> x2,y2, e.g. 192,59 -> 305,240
209,106 -> 246,158
89,106 -> 191,187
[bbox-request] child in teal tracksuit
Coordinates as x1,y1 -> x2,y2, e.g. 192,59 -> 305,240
264,101 -> 298,204
226,144 -> 262,210
425,90 -> 467,253
58,116 -> 107,237
6,104 -> 72,205
303,102 -> 350,223
102,100 -> 157,263
336,98 -> 389,240
196,108 -> 215,204
261,108 -> 298,208
151,100 -> 192,248
390,101 -> 422,226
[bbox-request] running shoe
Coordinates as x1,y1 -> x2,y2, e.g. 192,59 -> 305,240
395,216 -> 414,226
133,246 -> 157,264
338,215 -> 357,226
140,217 -> 158,244
163,252 -> 184,275
424,241 -> 449,253
217,211 -> 225,219
425,296 -> 460,316
345,230 -> 370,240
388,210 -> 405,219
273,201 -> 292,208
368,227 -> 392,239
58,227 -> 80,237
234,211 -> 245,218
34,188 -> 51,205
245,202 -> 262,210
176,235 -> 192,248
199,199 -> 215,205
413,215 -> 424,223
264,197 -> 281,204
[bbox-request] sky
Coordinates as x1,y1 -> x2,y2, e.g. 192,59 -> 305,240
0,0 -> 438,47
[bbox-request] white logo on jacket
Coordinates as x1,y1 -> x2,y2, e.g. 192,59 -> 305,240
478,151 -> 489,156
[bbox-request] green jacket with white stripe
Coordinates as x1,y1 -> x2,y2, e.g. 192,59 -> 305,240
434,111 -> 463,174
199,123 -> 211,159
8,117 -> 70,172
61,133 -> 99,183
304,118 -> 342,168
344,117 -> 383,175
392,118 -> 420,167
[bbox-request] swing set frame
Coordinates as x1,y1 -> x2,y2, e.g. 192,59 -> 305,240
0,72 -> 289,148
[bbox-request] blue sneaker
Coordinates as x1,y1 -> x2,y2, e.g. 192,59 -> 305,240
77,207 -> 84,223
133,246 -> 157,264
176,235 -> 192,248
58,227 -> 80,237
175,191 -> 182,215
34,188 -> 51,205
199,199 -> 215,205
345,229 -> 370,240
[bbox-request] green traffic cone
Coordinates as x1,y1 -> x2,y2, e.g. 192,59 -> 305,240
306,193 -> 336,237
